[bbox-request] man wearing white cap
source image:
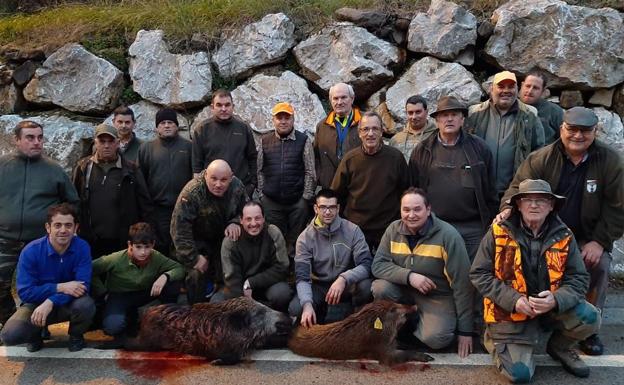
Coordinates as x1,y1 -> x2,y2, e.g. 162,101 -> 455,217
466,71 -> 545,196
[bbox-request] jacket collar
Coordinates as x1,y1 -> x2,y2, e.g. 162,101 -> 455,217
325,107 -> 361,126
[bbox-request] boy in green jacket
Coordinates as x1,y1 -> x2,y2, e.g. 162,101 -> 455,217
92,222 -> 184,346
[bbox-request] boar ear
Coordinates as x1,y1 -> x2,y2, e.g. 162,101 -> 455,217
227,310 -> 251,330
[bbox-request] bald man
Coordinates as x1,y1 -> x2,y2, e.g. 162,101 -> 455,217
170,159 -> 248,304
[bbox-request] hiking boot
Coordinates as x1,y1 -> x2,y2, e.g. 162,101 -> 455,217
26,337 -> 43,353
68,335 -> 86,352
41,326 -> 51,340
546,344 -> 589,378
579,334 -> 604,356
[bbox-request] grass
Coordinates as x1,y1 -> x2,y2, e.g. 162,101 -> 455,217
0,0 -> 619,51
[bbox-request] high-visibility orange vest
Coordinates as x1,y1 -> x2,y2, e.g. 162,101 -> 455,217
483,223 -> 570,323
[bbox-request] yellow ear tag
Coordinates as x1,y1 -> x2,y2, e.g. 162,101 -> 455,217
374,317 -> 383,330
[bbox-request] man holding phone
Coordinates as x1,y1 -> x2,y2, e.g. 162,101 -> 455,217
470,179 -> 600,383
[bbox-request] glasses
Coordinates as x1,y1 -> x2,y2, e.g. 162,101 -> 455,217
518,197 -> 553,207
358,127 -> 382,133
316,205 -> 338,212
563,123 -> 595,135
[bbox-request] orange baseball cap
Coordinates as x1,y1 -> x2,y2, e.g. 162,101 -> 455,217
272,102 -> 294,115
493,70 -> 517,85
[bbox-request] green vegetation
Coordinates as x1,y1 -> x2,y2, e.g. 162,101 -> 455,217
0,1 -> 619,50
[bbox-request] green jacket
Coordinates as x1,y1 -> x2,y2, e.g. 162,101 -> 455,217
389,120 -> 437,161
221,224 -> 288,299
91,249 -> 184,298
372,215 -> 473,334
533,98 -> 564,145
0,152 -> 79,241
500,139 -> 624,251
466,100 -> 545,173
470,213 -> 589,317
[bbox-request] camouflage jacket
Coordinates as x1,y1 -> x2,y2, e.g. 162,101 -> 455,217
170,171 -> 247,268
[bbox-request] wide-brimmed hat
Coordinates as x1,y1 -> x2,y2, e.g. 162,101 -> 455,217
430,96 -> 468,118
506,179 -> 566,210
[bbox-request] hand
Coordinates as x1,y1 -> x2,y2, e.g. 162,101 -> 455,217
224,224 -> 241,241
31,299 -> 53,327
493,208 -> 511,225
325,276 -> 346,305
57,281 -> 87,297
408,273 -> 436,294
193,254 -> 209,273
301,302 -> 316,328
457,335 -> 473,358
528,290 -> 556,315
150,274 -> 168,297
514,296 -> 537,318
581,241 -> 604,268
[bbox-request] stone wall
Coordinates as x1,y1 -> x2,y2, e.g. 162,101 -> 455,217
1,0 -> 623,273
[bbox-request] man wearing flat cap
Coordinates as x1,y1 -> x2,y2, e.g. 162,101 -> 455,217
409,96 -> 497,261
138,108 -> 192,255
72,123 -> 153,258
466,71 -> 545,197
497,107 -> 624,356
257,102 -> 315,256
471,179 -> 600,383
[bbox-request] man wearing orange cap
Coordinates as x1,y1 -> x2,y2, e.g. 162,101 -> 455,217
466,71 -> 545,197
257,102 -> 316,257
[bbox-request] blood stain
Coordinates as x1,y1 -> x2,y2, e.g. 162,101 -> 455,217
115,350 -> 206,379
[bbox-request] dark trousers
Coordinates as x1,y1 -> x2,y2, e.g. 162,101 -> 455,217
0,296 -> 95,345
0,238 -> 25,325
90,238 -> 126,259
288,279 -> 372,323
153,205 -> 174,257
102,280 -> 181,336
211,281 -> 293,312
262,195 -> 310,256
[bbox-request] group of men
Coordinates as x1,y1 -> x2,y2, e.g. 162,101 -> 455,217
0,70 -> 621,383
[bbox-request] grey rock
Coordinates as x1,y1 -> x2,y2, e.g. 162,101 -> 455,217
589,88 -> 615,108
614,85 -> 624,118
129,30 -> 212,108
0,65 -> 12,85
192,71 -> 325,136
104,100 -> 191,142
407,0 -> 477,60
212,13 -> 296,80
23,44 -> 124,114
454,47 -> 475,66
481,75 -> 495,95
0,113 -> 97,171
294,22 -> 404,100
385,56 -> 483,124
477,21 -> 494,39
12,60 -> 38,86
485,0 -> 624,88
334,7 -> 388,30
0,46 -> 45,63
559,90 -> 584,109
594,107 -> 624,154
0,83 -> 19,114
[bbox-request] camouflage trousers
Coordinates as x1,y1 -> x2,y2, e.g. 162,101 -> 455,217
484,300 -> 601,383
0,238 -> 25,326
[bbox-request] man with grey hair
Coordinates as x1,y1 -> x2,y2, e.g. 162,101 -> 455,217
314,82 -> 362,189
0,120 -> 79,327
520,72 -> 564,144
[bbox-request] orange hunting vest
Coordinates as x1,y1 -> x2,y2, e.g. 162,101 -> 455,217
483,223 -> 571,323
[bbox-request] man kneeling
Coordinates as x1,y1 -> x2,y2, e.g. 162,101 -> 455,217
0,203 -> 94,352
470,179 -> 600,382
92,222 -> 184,346
212,201 -> 292,312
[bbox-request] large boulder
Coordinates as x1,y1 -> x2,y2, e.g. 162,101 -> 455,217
612,85 -> 624,117
104,100 -> 191,141
594,107 -> 624,154
22,44 -> 124,114
192,71 -> 325,136
0,113 -> 97,171
212,13 -> 296,80
293,22 -> 404,100
385,57 -> 483,124
485,0 -> 624,89
129,30 -> 212,108
407,0 -> 477,60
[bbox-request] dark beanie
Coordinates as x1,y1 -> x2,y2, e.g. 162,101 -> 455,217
155,108 -> 179,127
